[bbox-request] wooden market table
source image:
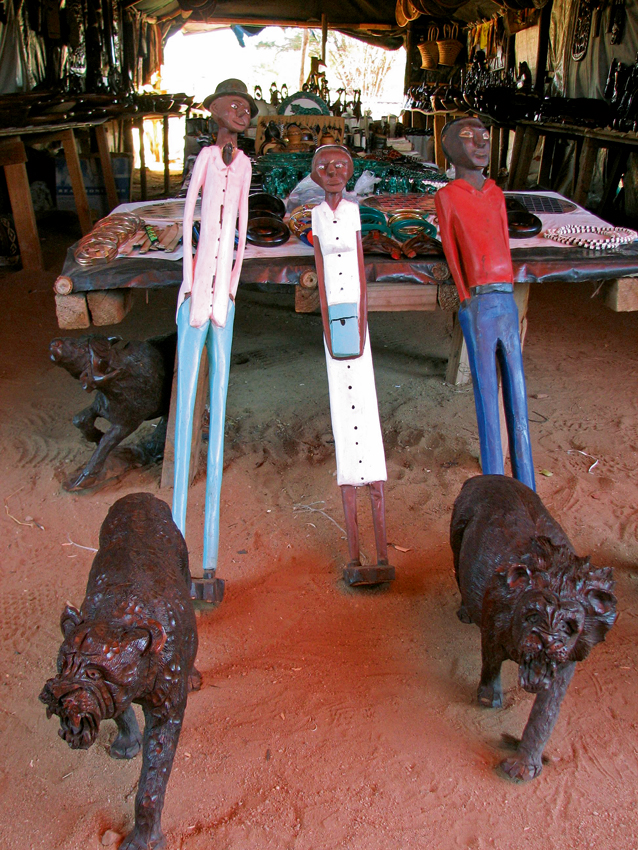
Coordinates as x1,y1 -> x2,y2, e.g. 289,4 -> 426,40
51,191 -> 638,484
0,118 -> 118,271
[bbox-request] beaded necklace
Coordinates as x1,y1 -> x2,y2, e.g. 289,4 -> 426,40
543,224 -> 638,250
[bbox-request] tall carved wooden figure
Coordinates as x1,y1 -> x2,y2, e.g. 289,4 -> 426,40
173,79 -> 256,600
435,117 -> 535,490
311,146 -> 394,587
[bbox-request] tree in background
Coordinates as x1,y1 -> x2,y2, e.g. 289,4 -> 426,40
327,32 -> 400,103
253,28 -> 404,111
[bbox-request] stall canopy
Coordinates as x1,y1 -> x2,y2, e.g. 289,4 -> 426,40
129,0 -> 408,48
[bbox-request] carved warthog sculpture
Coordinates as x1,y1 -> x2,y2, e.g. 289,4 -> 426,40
451,475 -> 617,781
40,493 -> 200,849
50,333 -> 176,491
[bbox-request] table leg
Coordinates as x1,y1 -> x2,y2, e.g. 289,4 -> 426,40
60,129 -> 93,234
511,127 -> 540,191
507,124 -> 526,189
136,118 -> 147,201
163,115 -> 170,196
433,112 -> 447,171
94,123 -> 119,211
574,136 -> 599,207
489,123 -> 500,180
599,146 -> 628,218
538,135 -> 555,189
499,125 -> 510,173
445,315 -> 471,386
4,160 -> 43,271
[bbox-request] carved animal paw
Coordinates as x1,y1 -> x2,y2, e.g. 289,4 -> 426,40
478,683 -> 502,708
188,665 -> 202,692
63,469 -> 100,492
499,754 -> 543,782
456,605 -> 472,624
109,732 -> 142,760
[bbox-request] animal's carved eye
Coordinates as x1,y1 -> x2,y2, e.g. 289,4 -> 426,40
566,620 -> 581,636
526,612 -> 541,625
85,668 -> 101,680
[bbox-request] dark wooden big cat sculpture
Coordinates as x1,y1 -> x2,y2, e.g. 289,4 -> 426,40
40,493 -> 200,849
451,475 -> 617,781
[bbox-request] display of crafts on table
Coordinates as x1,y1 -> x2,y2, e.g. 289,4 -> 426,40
130,199 -> 202,220
118,222 -> 183,256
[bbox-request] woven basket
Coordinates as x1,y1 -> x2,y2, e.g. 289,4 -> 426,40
395,0 -> 420,26
418,26 -> 439,69
437,25 -> 463,66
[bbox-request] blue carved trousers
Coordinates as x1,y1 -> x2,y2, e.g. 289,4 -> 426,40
458,289 -> 535,491
173,298 -> 235,575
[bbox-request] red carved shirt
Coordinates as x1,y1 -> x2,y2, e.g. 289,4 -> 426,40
435,178 -> 513,303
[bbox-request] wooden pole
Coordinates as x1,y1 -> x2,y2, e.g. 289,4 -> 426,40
535,0 -> 553,95
300,27 -> 309,88
404,22 -> 414,95
321,14 -> 328,63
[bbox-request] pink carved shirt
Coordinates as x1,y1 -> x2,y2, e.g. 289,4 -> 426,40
177,145 -> 252,328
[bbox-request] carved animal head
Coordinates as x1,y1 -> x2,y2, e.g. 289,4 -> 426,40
50,335 -> 123,387
496,538 -> 616,693
39,603 -> 166,749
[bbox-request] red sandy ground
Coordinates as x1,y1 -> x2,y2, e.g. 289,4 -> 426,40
0,220 -> 637,849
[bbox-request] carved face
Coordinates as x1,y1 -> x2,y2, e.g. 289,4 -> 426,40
311,146 -> 354,195
442,118 -> 490,172
513,589 -> 587,691
49,335 -> 121,390
497,550 -> 617,693
211,95 -> 252,134
40,605 -> 163,749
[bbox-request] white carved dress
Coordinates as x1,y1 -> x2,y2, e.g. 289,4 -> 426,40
311,199 -> 387,487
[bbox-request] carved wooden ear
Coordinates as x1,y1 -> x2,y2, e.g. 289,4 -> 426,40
142,618 -> 167,655
586,589 -> 616,618
60,604 -> 83,636
500,564 -> 533,591
122,629 -> 154,656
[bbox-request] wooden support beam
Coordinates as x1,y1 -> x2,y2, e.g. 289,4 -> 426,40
3,158 -> 43,271
87,290 -> 134,326
367,282 -> 438,312
55,293 -> 90,329
94,123 -> 119,211
60,129 -> 93,234
604,277 -> 638,312
535,0 -> 553,95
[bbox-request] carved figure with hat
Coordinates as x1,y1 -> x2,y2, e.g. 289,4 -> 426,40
173,79 -> 254,600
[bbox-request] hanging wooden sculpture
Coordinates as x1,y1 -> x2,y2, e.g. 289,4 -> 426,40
572,0 -> 593,61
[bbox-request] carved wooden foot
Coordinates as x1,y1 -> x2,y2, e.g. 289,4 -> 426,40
343,562 -> 395,586
190,576 -> 225,604
499,752 -> 543,782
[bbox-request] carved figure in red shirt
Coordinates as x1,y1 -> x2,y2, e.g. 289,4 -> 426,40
435,117 -> 535,489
